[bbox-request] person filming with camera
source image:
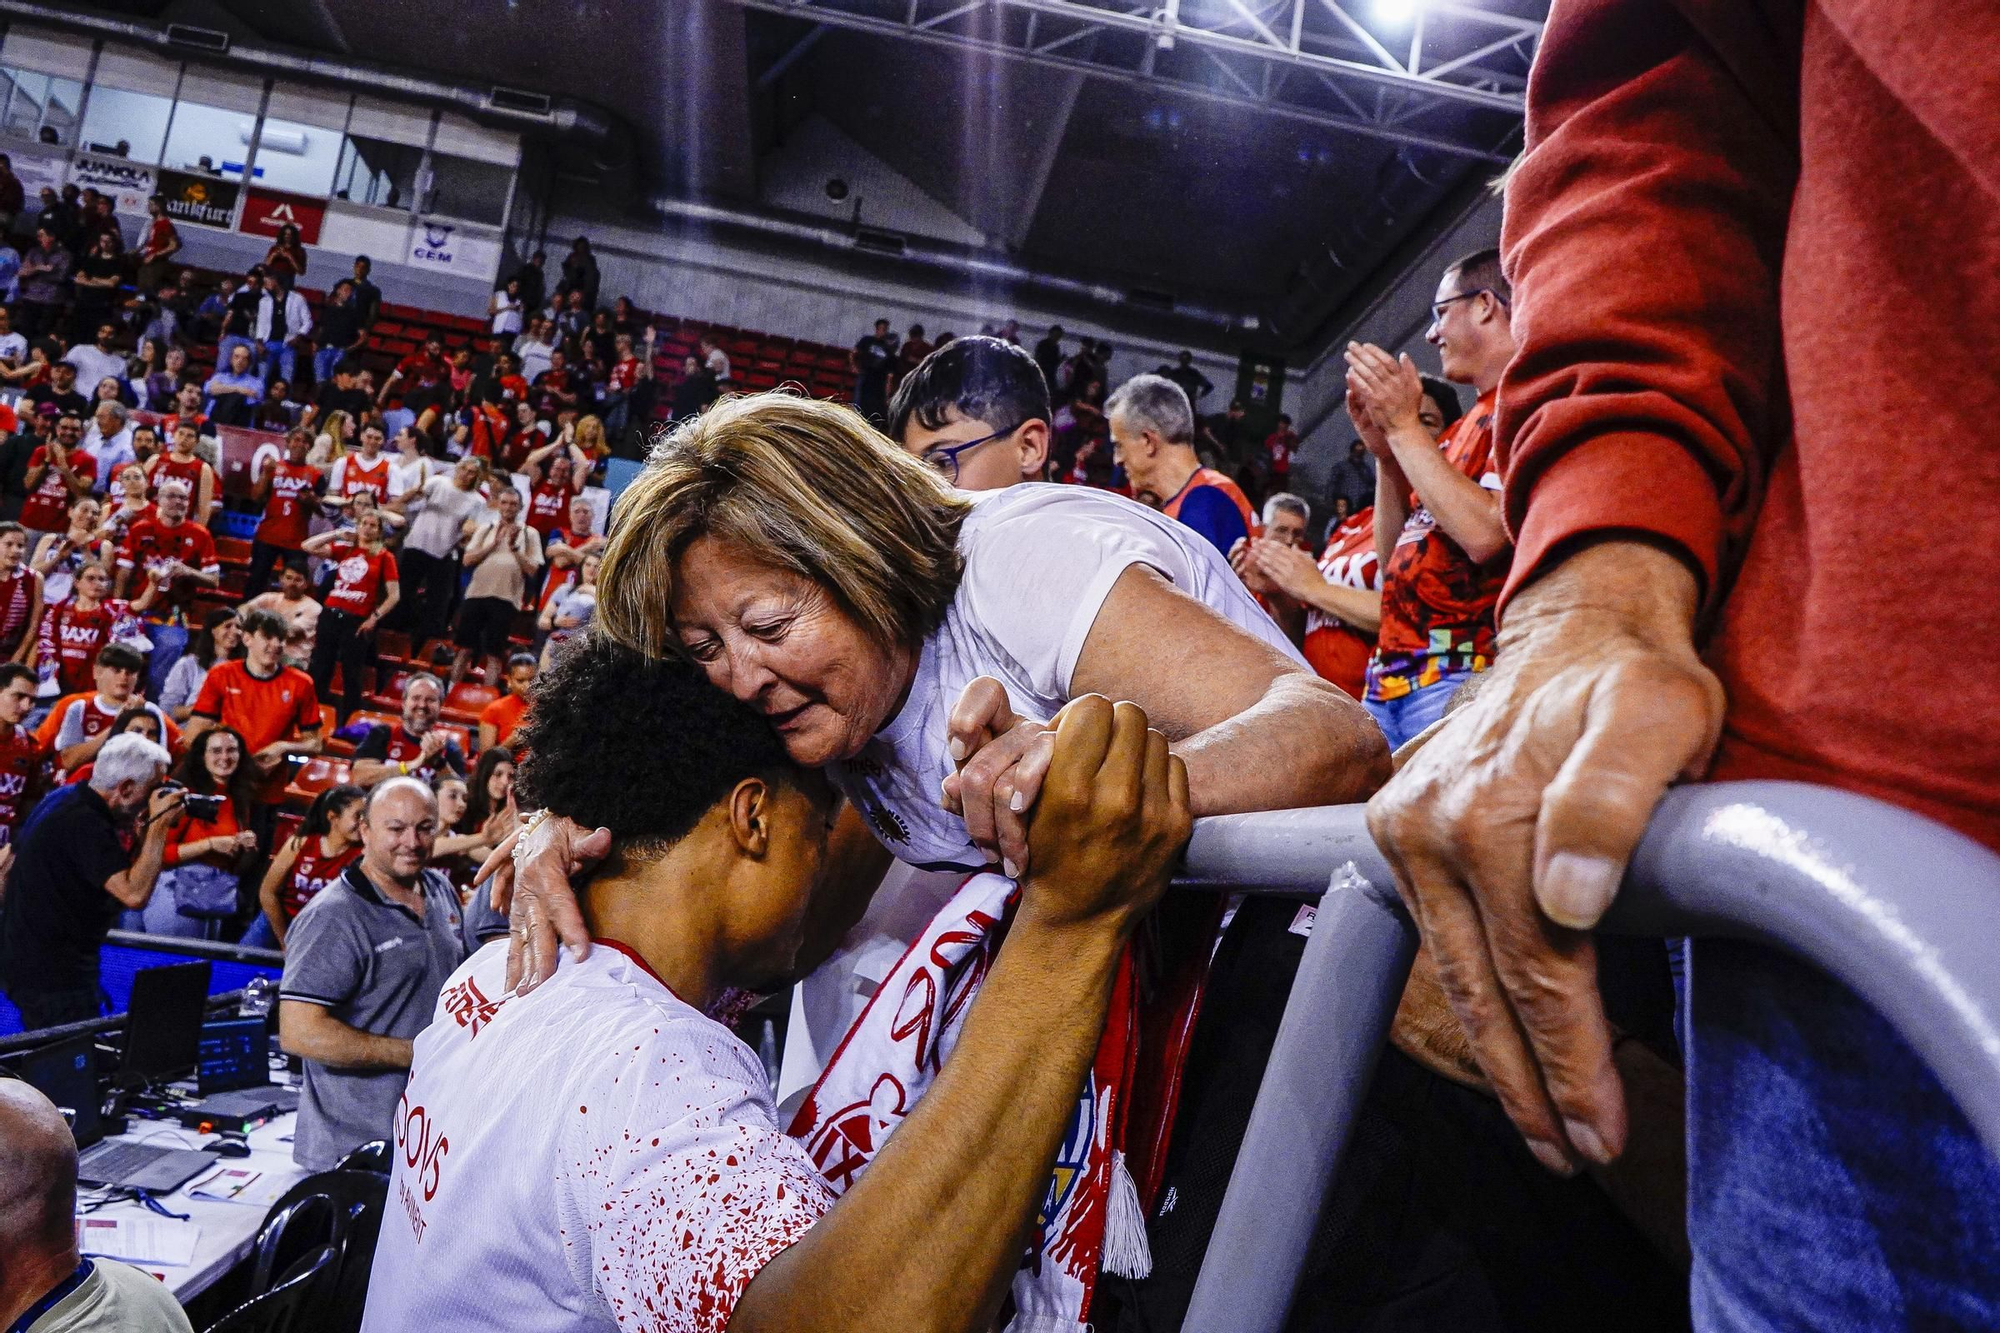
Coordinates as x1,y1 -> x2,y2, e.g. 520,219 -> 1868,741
0,733 -> 182,1028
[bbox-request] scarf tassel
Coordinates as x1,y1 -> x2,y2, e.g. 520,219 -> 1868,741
1100,1149 -> 1153,1280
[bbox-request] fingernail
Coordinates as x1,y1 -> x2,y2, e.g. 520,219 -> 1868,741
570,943 -> 588,962
1539,852 -> 1621,929
1527,1138 -> 1576,1176
1564,1117 -> 1613,1166
1002,858 -> 1019,879
984,846 -> 1000,864
947,737 -> 967,762
1009,791 -> 1025,813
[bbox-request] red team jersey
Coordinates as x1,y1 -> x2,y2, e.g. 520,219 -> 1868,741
145,452 -> 208,499
21,447 -> 96,531
257,460 -> 323,549
0,722 -> 41,841
333,452 -> 392,505
1368,390 -> 1505,702
36,597 -> 126,696
118,516 -> 219,614
280,835 -> 363,919
0,566 -> 39,655
322,542 -> 398,617
1301,508 -> 1380,700
525,481 -> 572,538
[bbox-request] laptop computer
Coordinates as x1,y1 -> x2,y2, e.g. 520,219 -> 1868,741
115,961 -> 211,1090
19,1036 -> 215,1193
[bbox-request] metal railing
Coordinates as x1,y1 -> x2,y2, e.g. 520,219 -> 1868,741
1175,781 -> 2000,1333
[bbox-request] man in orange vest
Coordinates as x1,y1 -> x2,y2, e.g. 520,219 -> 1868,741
1107,374 -> 1254,557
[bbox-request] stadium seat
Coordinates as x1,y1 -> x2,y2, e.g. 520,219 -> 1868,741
215,536 -> 253,565
284,756 -> 352,806
442,683 -> 496,726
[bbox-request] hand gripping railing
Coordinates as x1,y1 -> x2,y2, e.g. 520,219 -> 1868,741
1175,781 -> 2000,1333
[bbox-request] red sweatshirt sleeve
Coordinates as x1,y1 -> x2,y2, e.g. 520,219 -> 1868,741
1494,0 -> 1802,615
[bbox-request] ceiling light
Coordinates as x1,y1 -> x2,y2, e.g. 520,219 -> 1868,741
1375,0 -> 1419,26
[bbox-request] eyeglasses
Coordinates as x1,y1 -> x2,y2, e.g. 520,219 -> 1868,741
1427,288 -> 1506,327
922,422 -> 1024,485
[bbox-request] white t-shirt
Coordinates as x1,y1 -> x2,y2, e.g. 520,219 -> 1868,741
403,475 -> 488,560
824,482 -> 1301,872
63,344 -> 126,394
388,453 -> 438,504
361,941 -> 832,1333
783,485 -> 1301,1103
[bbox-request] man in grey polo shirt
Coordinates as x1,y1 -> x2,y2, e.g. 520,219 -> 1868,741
278,777 -> 466,1170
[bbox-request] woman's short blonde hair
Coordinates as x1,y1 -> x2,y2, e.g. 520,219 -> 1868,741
600,392 -> 972,658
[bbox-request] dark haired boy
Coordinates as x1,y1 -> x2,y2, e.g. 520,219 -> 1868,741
361,637 -> 1189,1333
886,334 -> 1052,492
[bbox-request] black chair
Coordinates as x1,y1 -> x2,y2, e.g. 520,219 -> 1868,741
247,1193 -> 342,1298
203,1243 -> 339,1333
252,1170 -> 388,1332
334,1139 -> 390,1174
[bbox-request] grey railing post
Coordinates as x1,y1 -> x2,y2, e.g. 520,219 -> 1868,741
1176,781 -> 2000,1333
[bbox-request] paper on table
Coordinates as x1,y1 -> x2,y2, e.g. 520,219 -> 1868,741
76,1215 -> 201,1266
189,1166 -> 290,1208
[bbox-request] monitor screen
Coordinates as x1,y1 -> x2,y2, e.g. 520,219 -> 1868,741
116,961 -> 212,1087
197,1018 -> 268,1094
18,1036 -> 103,1147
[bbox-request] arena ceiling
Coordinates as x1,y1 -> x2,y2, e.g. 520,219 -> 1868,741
80,0 -> 1543,351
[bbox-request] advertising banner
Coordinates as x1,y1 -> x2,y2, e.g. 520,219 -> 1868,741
406,218 -> 501,281
66,154 -> 154,215
9,151 -> 68,202
239,188 -> 325,243
156,169 -> 238,229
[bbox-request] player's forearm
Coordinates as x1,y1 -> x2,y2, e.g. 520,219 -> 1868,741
1177,669 -> 1388,811
733,916 -> 1126,1333
278,1002 -> 413,1071
106,825 -> 172,908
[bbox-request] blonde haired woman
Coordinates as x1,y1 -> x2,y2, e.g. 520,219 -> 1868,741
499,389 -> 1385,984
308,408 -> 356,468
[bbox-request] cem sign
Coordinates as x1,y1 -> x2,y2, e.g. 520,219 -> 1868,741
408,220 -> 460,269
406,220 -> 501,282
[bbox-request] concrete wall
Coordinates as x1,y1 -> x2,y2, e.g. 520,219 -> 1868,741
554,209 -> 1243,395
1284,189 -> 1504,517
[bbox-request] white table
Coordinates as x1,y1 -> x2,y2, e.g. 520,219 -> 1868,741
79,1104 -> 306,1301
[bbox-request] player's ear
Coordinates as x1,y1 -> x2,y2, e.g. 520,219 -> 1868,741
727,777 -> 771,858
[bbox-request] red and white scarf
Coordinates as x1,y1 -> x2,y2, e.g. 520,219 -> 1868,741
789,872 -> 1149,1332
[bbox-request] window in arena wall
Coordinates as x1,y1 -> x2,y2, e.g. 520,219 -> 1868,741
158,64 -> 264,181
0,68 -> 84,146
78,86 -> 173,163
76,45 -> 180,164
420,152 -> 511,226
333,135 -> 424,211
258,84 -> 351,199
159,101 -> 258,179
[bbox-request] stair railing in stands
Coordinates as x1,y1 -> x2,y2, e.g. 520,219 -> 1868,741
1173,781 -> 2000,1333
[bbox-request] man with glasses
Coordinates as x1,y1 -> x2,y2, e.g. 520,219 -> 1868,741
887,334 -> 1052,492
1341,247 -> 1515,747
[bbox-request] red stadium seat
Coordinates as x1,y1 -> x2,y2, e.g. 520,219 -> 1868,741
283,755 -> 351,805
215,536 -> 253,564
441,683 -> 496,726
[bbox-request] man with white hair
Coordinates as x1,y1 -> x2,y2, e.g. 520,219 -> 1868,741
1107,373 -> 1254,556
0,732 -> 180,1028
77,399 -> 133,493
0,1081 -> 194,1331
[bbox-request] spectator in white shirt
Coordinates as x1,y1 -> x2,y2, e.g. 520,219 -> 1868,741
0,307 -> 29,370
61,323 -> 125,396
699,334 -> 730,384
262,272 -> 313,389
